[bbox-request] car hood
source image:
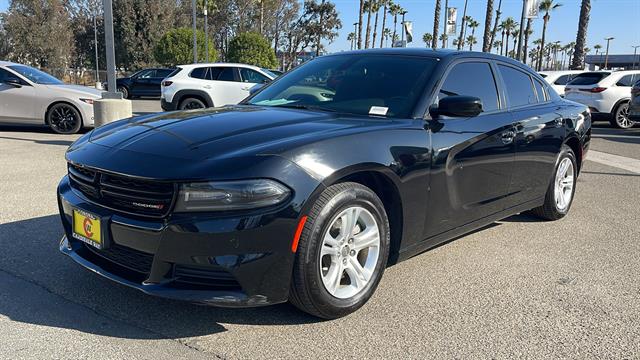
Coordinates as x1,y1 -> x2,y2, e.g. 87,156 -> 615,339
47,84 -> 103,98
67,106 -> 395,179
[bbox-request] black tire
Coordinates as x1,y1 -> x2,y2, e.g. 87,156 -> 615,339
530,145 -> 577,221
179,97 -> 206,110
117,86 -> 129,99
47,103 -> 83,134
289,182 -> 390,319
609,102 -> 635,129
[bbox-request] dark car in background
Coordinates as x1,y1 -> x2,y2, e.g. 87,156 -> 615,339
57,49 -> 591,319
629,79 -> 640,123
107,68 -> 175,99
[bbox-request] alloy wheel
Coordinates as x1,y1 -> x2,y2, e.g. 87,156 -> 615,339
554,157 -> 575,212
181,100 -> 205,110
320,206 -> 380,299
49,104 -> 80,134
616,104 -> 634,129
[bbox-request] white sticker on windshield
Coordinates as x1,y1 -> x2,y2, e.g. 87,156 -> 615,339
369,106 -> 388,116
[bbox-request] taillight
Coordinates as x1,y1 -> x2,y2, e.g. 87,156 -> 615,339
162,81 -> 173,87
590,87 -> 607,93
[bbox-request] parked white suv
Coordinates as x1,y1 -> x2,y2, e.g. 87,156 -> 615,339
564,70 -> 640,129
0,61 -> 102,134
539,70 -> 585,96
160,63 -> 276,111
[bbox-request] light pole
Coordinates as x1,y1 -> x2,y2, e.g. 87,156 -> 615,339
93,9 -> 99,84
604,37 -> 614,69
192,0 -> 197,63
103,0 -> 117,97
632,45 -> 640,70
516,0 -> 526,61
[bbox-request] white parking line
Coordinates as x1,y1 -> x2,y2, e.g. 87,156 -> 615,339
587,150 -> 640,174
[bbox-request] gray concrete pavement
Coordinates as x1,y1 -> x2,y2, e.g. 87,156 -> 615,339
0,119 -> 639,359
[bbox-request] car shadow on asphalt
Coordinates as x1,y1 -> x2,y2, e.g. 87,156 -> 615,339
0,125 -> 90,135
0,215 -> 321,341
0,135 -> 75,147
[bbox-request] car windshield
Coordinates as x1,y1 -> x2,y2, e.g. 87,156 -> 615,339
7,65 -> 63,85
247,55 -> 438,118
260,68 -> 278,78
567,72 -> 610,86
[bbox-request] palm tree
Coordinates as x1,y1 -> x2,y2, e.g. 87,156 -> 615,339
467,35 -> 477,51
389,3 -> 401,47
468,19 -> 480,48
512,29 -> 520,57
482,0 -> 494,52
502,17 -> 518,57
582,47 -> 590,68
593,43 -> 602,56
493,40 -> 502,54
347,32 -> 357,50
439,33 -> 449,48
523,18 -> 534,65
537,0 -> 562,71
364,0 -> 374,48
499,21 -> 506,55
565,41 -> 576,69
457,1 -> 469,50
383,28 -> 392,47
371,1 -> 381,49
453,38 -> 462,49
358,0 -> 365,49
571,0 -> 590,69
490,0 -> 504,52
433,0 -> 441,49
379,0 -> 390,48
423,33 -> 433,47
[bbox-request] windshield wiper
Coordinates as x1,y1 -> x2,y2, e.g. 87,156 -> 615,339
272,103 -> 337,113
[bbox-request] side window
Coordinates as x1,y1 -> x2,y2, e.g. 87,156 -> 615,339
216,67 -> 237,82
616,75 -> 636,87
156,69 -> 173,78
533,79 -> 548,102
239,68 -> 270,84
498,64 -> 537,107
189,67 -> 208,80
438,62 -> 500,112
554,75 -> 570,85
137,69 -> 154,79
0,68 -> 11,82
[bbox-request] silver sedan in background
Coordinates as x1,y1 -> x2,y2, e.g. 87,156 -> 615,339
0,61 -> 102,134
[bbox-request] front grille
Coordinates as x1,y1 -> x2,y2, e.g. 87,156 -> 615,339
68,163 -> 175,218
83,242 -> 154,274
174,264 -> 240,289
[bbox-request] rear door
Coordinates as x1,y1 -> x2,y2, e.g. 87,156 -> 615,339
148,69 -> 173,96
498,63 -> 565,206
424,60 -> 516,238
207,67 -> 247,106
132,69 -> 156,96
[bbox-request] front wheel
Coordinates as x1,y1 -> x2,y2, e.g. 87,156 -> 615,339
117,86 -> 129,99
610,102 -> 635,129
47,103 -> 82,134
289,182 -> 390,319
530,145 -> 577,220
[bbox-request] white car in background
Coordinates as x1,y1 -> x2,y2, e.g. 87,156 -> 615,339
160,63 -> 276,110
539,70 -> 585,96
564,70 -> 640,129
0,61 -> 102,134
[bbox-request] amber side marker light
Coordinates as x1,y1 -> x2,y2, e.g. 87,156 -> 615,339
291,216 -> 308,253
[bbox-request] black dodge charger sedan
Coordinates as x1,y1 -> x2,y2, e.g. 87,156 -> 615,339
58,49 -> 591,319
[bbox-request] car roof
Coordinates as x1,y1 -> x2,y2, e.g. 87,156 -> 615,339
177,62 -> 263,70
0,60 -> 19,67
539,70 -> 585,75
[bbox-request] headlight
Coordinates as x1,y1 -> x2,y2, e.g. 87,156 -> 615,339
174,179 -> 290,212
80,98 -> 95,105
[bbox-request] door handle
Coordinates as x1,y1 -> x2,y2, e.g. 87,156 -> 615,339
241,86 -> 251,91
203,85 -> 212,89
501,130 -> 516,144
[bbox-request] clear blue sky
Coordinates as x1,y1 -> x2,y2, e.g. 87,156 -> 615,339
1,0 -> 638,54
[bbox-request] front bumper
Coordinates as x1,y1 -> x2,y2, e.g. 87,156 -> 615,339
57,175 -> 303,307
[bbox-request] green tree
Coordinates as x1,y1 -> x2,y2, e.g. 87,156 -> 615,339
227,32 -> 277,68
422,33 -> 433,48
154,27 -> 217,66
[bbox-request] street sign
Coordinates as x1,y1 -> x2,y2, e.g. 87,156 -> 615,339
526,0 -> 539,19
404,21 -> 413,43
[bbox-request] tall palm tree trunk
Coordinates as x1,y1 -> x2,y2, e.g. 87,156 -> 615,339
372,7 -> 380,48
457,0 -> 468,50
505,32 -> 510,56
571,0 -> 590,69
365,1 -> 373,48
537,15 -> 549,71
358,0 -> 364,49
490,0 -> 503,51
392,14 -> 398,45
500,30 -> 505,55
523,18 -> 532,65
380,3 -> 388,48
482,0 -> 494,52
432,0 -> 441,49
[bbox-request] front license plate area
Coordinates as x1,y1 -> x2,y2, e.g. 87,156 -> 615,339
72,209 -> 103,249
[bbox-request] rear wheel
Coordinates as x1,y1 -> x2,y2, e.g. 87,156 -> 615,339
179,97 -> 206,110
289,182 -> 390,319
610,102 -> 635,129
47,103 -> 82,134
530,145 -> 577,220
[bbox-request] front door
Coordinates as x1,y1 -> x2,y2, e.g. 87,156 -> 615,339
0,69 -> 37,123
423,61 -> 516,239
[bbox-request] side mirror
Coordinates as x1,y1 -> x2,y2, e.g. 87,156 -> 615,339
430,95 -> 483,118
4,78 -> 23,88
249,83 -> 265,95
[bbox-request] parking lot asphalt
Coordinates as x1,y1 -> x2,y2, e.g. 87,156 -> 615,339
0,105 -> 639,359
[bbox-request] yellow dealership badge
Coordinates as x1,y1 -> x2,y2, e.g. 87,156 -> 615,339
72,209 -> 102,248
